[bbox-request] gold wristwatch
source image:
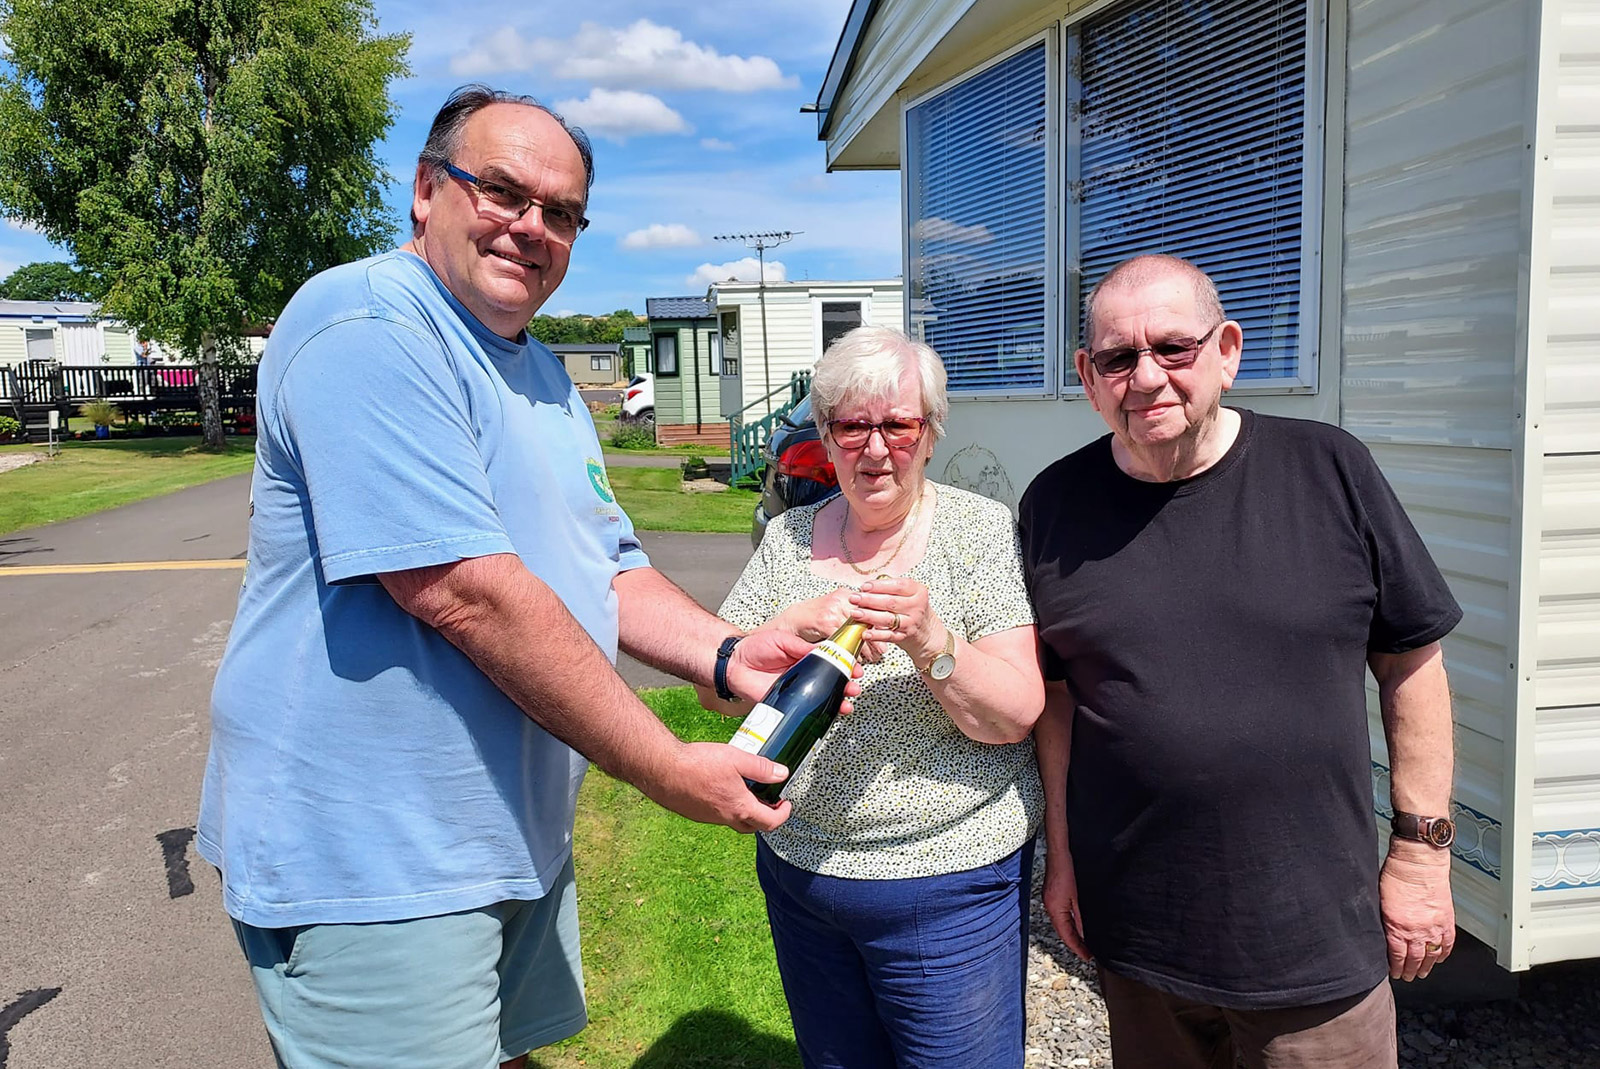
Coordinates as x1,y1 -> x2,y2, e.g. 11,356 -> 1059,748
920,628 -> 956,681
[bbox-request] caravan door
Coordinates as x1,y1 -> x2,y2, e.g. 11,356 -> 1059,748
718,310 -> 743,418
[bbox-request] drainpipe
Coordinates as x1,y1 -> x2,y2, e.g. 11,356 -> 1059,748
692,324 -> 702,433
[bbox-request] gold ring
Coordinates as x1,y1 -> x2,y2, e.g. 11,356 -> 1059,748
892,613 -> 902,632
1425,942 -> 1442,954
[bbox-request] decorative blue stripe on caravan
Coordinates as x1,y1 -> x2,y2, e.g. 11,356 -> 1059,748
1372,762 -> 1501,880
1530,829 -> 1600,892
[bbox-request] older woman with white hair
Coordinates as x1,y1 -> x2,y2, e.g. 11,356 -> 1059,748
701,325 -> 1045,1069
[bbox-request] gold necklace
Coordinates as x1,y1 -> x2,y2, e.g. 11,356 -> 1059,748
840,489 -> 923,576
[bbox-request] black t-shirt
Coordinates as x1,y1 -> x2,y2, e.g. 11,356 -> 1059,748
1018,410 -> 1462,1009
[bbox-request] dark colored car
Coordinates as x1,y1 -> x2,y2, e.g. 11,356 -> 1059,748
751,395 -> 840,548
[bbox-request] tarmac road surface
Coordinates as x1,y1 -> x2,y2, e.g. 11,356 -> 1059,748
0,472 -> 754,1067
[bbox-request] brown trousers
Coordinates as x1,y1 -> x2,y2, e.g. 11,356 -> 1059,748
1098,966 -> 1398,1069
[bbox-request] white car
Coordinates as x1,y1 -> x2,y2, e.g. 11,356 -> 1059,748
621,373 -> 654,426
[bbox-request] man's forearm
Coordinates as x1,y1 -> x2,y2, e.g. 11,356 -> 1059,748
380,554 -> 680,788
1036,680 -> 1075,856
1373,642 -> 1455,818
1373,641 -> 1455,871
615,566 -> 738,686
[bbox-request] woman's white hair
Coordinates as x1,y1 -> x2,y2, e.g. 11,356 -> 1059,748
809,326 -> 950,440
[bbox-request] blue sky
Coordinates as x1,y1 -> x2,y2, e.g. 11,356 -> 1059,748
0,0 -> 902,316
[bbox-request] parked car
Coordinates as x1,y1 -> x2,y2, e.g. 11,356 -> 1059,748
751,395 -> 840,548
621,373 -> 654,426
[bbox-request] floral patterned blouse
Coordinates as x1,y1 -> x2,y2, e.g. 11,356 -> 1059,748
718,482 -> 1042,879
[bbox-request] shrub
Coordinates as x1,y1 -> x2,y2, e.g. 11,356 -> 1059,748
79,398 -> 123,427
610,421 -> 657,450
0,414 -> 20,437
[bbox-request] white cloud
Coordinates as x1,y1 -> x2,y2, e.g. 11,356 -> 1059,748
700,138 -> 736,152
554,89 -> 691,142
621,223 -> 702,250
5,217 -> 44,235
685,256 -> 787,289
452,19 -> 798,92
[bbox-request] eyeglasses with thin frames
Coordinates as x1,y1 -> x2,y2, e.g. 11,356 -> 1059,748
826,417 -> 929,451
443,162 -> 589,242
1088,322 -> 1224,378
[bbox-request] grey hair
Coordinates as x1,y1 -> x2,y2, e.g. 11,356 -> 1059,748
1083,254 -> 1225,344
810,326 -> 950,441
410,84 -> 595,228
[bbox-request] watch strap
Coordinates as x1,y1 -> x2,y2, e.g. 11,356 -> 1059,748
714,635 -> 742,701
1391,809 -> 1455,848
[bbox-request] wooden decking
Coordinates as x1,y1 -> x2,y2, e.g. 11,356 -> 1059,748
656,423 -> 731,449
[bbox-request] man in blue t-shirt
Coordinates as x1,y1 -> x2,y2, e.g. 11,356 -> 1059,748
199,86 -> 828,1069
1019,255 -> 1461,1069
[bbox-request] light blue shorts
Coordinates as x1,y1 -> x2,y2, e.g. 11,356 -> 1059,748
230,857 -> 586,1068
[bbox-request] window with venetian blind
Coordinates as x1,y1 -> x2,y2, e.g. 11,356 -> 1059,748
903,0 -> 1318,395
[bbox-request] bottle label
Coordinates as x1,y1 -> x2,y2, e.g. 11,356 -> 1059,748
729,702 -> 785,754
811,640 -> 857,679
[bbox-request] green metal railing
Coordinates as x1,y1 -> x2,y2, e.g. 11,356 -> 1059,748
729,371 -> 811,488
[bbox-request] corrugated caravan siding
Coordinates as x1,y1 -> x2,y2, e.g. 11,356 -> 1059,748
0,325 -> 27,368
1341,0 -> 1534,953
1527,0 -> 1600,962
1341,0 -> 1529,449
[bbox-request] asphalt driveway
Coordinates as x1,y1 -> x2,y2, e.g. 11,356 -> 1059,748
0,473 -> 753,1067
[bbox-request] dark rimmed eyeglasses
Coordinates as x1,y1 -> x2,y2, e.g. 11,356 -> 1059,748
443,162 -> 590,241
1088,322 -> 1224,377
826,417 -> 930,450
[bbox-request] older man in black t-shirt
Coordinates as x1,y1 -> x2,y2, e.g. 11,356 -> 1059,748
1018,254 -> 1460,1068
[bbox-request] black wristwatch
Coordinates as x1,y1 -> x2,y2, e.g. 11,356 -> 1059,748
1391,809 -> 1456,849
714,635 -> 743,701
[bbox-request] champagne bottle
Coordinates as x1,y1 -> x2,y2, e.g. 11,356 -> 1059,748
728,620 -> 866,804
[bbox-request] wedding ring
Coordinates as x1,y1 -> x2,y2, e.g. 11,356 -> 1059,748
1425,942 -> 1442,954
892,613 -> 902,632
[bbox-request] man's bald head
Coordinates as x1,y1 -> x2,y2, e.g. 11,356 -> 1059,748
1083,255 -> 1225,346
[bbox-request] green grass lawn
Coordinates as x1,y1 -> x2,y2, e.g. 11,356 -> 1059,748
608,466 -> 759,534
0,437 -> 752,537
532,687 -> 800,1069
0,438 -> 256,536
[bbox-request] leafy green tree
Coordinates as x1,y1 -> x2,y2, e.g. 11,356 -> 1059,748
0,260 -> 103,301
596,308 -> 638,344
0,0 -> 408,447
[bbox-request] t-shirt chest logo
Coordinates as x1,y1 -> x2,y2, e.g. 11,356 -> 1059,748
586,458 -> 615,503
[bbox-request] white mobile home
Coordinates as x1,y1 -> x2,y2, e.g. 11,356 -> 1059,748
813,0 -> 1600,970
0,300 -> 135,367
710,278 -> 903,420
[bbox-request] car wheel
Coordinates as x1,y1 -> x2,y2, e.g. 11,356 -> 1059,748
637,408 -> 655,428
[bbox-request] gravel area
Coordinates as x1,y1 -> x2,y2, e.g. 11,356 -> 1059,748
0,451 -> 42,474
1023,842 -> 1600,1068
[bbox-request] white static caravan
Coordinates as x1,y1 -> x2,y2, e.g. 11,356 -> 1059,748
0,299 -> 135,367
813,0 -> 1600,971
709,279 -> 903,420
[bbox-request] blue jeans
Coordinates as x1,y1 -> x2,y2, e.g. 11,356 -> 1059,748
756,836 -> 1034,1069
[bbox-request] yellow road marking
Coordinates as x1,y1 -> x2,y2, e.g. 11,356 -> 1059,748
0,559 -> 246,577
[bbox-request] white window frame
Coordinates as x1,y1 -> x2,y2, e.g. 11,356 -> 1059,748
901,31 -> 1061,402
812,295 -> 872,357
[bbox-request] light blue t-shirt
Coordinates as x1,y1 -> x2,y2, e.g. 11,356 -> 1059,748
198,251 -> 648,928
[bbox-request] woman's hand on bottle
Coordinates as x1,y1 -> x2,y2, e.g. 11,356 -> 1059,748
768,589 -> 889,663
849,576 -> 944,666
728,626 -> 862,712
